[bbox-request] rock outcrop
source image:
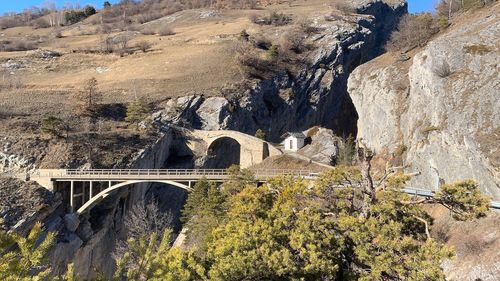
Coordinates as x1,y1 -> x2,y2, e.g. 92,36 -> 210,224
348,4 -> 500,199
299,127 -> 341,165
155,0 -> 407,142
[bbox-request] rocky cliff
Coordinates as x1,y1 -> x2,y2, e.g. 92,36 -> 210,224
154,0 -> 407,142
348,4 -> 500,199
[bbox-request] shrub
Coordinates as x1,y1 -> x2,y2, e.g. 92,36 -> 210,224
280,29 -> 305,53
157,25 -> 174,36
331,135 -> 356,166
140,26 -> 156,35
114,33 -> 133,56
385,13 -> 439,53
32,18 -> 50,29
239,29 -> 250,41
252,34 -> 272,50
296,17 -> 316,34
41,116 -> 63,137
267,44 -> 279,59
432,60 -> 451,78
422,125 -> 441,134
0,39 -> 37,52
251,11 -> 292,26
306,126 -> 320,137
437,16 -> 449,29
84,6 -> 97,17
137,11 -> 163,24
136,40 -> 153,52
233,42 -> 275,78
65,10 -> 87,25
0,16 -> 25,29
125,99 -> 151,129
255,129 -> 266,140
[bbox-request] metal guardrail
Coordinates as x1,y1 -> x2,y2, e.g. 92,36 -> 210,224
30,169 -> 316,179
402,188 -> 500,210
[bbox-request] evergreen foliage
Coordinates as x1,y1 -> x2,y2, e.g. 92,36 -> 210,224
164,166 -> 490,281
0,222 -> 55,280
41,116 -> 63,137
125,99 -> 150,129
332,135 -> 355,166
0,166 -> 491,280
254,128 -> 266,140
267,44 -> 279,59
181,179 -> 226,254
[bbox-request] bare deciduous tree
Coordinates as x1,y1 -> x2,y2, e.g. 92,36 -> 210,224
113,200 -> 173,268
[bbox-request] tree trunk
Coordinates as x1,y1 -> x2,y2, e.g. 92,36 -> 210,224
358,144 -> 374,217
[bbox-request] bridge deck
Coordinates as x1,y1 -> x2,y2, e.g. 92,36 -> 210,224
16,169 -> 500,211
30,169 -> 318,181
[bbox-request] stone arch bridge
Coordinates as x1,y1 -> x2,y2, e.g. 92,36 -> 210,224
181,128 -> 283,168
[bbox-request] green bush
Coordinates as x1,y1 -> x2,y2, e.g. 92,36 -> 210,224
41,116 -> 63,137
254,129 -> 266,140
84,5 -> 97,17
65,10 -> 87,25
267,44 -> 279,59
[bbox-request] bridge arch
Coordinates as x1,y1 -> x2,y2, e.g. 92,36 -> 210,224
185,129 -> 283,168
77,180 -> 191,214
205,136 -> 242,168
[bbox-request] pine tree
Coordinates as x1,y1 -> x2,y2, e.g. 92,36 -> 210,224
181,179 -> 226,253
125,99 -> 150,130
73,77 -> 101,117
0,222 -> 55,280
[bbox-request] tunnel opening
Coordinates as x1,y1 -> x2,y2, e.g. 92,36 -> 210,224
204,137 -> 241,169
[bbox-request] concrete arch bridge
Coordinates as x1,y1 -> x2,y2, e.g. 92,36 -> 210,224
30,169 -> 317,215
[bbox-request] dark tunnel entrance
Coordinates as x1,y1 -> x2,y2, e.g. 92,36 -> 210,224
204,137 -> 241,169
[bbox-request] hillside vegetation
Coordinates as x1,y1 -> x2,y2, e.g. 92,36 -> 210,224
0,164 -> 492,280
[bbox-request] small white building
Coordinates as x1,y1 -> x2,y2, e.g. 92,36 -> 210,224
281,132 -> 306,152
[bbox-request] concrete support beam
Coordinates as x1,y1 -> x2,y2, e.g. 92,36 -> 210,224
89,181 -> 93,199
70,180 -> 74,213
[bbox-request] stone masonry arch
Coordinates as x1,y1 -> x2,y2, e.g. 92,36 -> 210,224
184,129 -> 282,168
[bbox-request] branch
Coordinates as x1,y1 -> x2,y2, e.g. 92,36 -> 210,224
413,215 -> 431,240
400,198 -> 431,205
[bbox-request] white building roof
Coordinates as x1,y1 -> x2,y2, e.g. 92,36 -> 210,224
281,132 -> 306,139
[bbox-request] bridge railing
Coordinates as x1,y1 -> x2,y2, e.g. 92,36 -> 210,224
31,169 -> 317,178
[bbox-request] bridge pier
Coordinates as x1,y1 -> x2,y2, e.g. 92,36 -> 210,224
70,180 -> 74,213
89,181 -> 93,200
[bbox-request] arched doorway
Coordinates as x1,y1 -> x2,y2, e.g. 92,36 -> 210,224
204,137 -> 241,169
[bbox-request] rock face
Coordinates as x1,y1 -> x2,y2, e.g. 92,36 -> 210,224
299,127 -> 342,165
348,5 -> 500,199
155,0 -> 407,142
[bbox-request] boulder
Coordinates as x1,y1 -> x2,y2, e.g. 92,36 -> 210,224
64,213 -> 80,232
